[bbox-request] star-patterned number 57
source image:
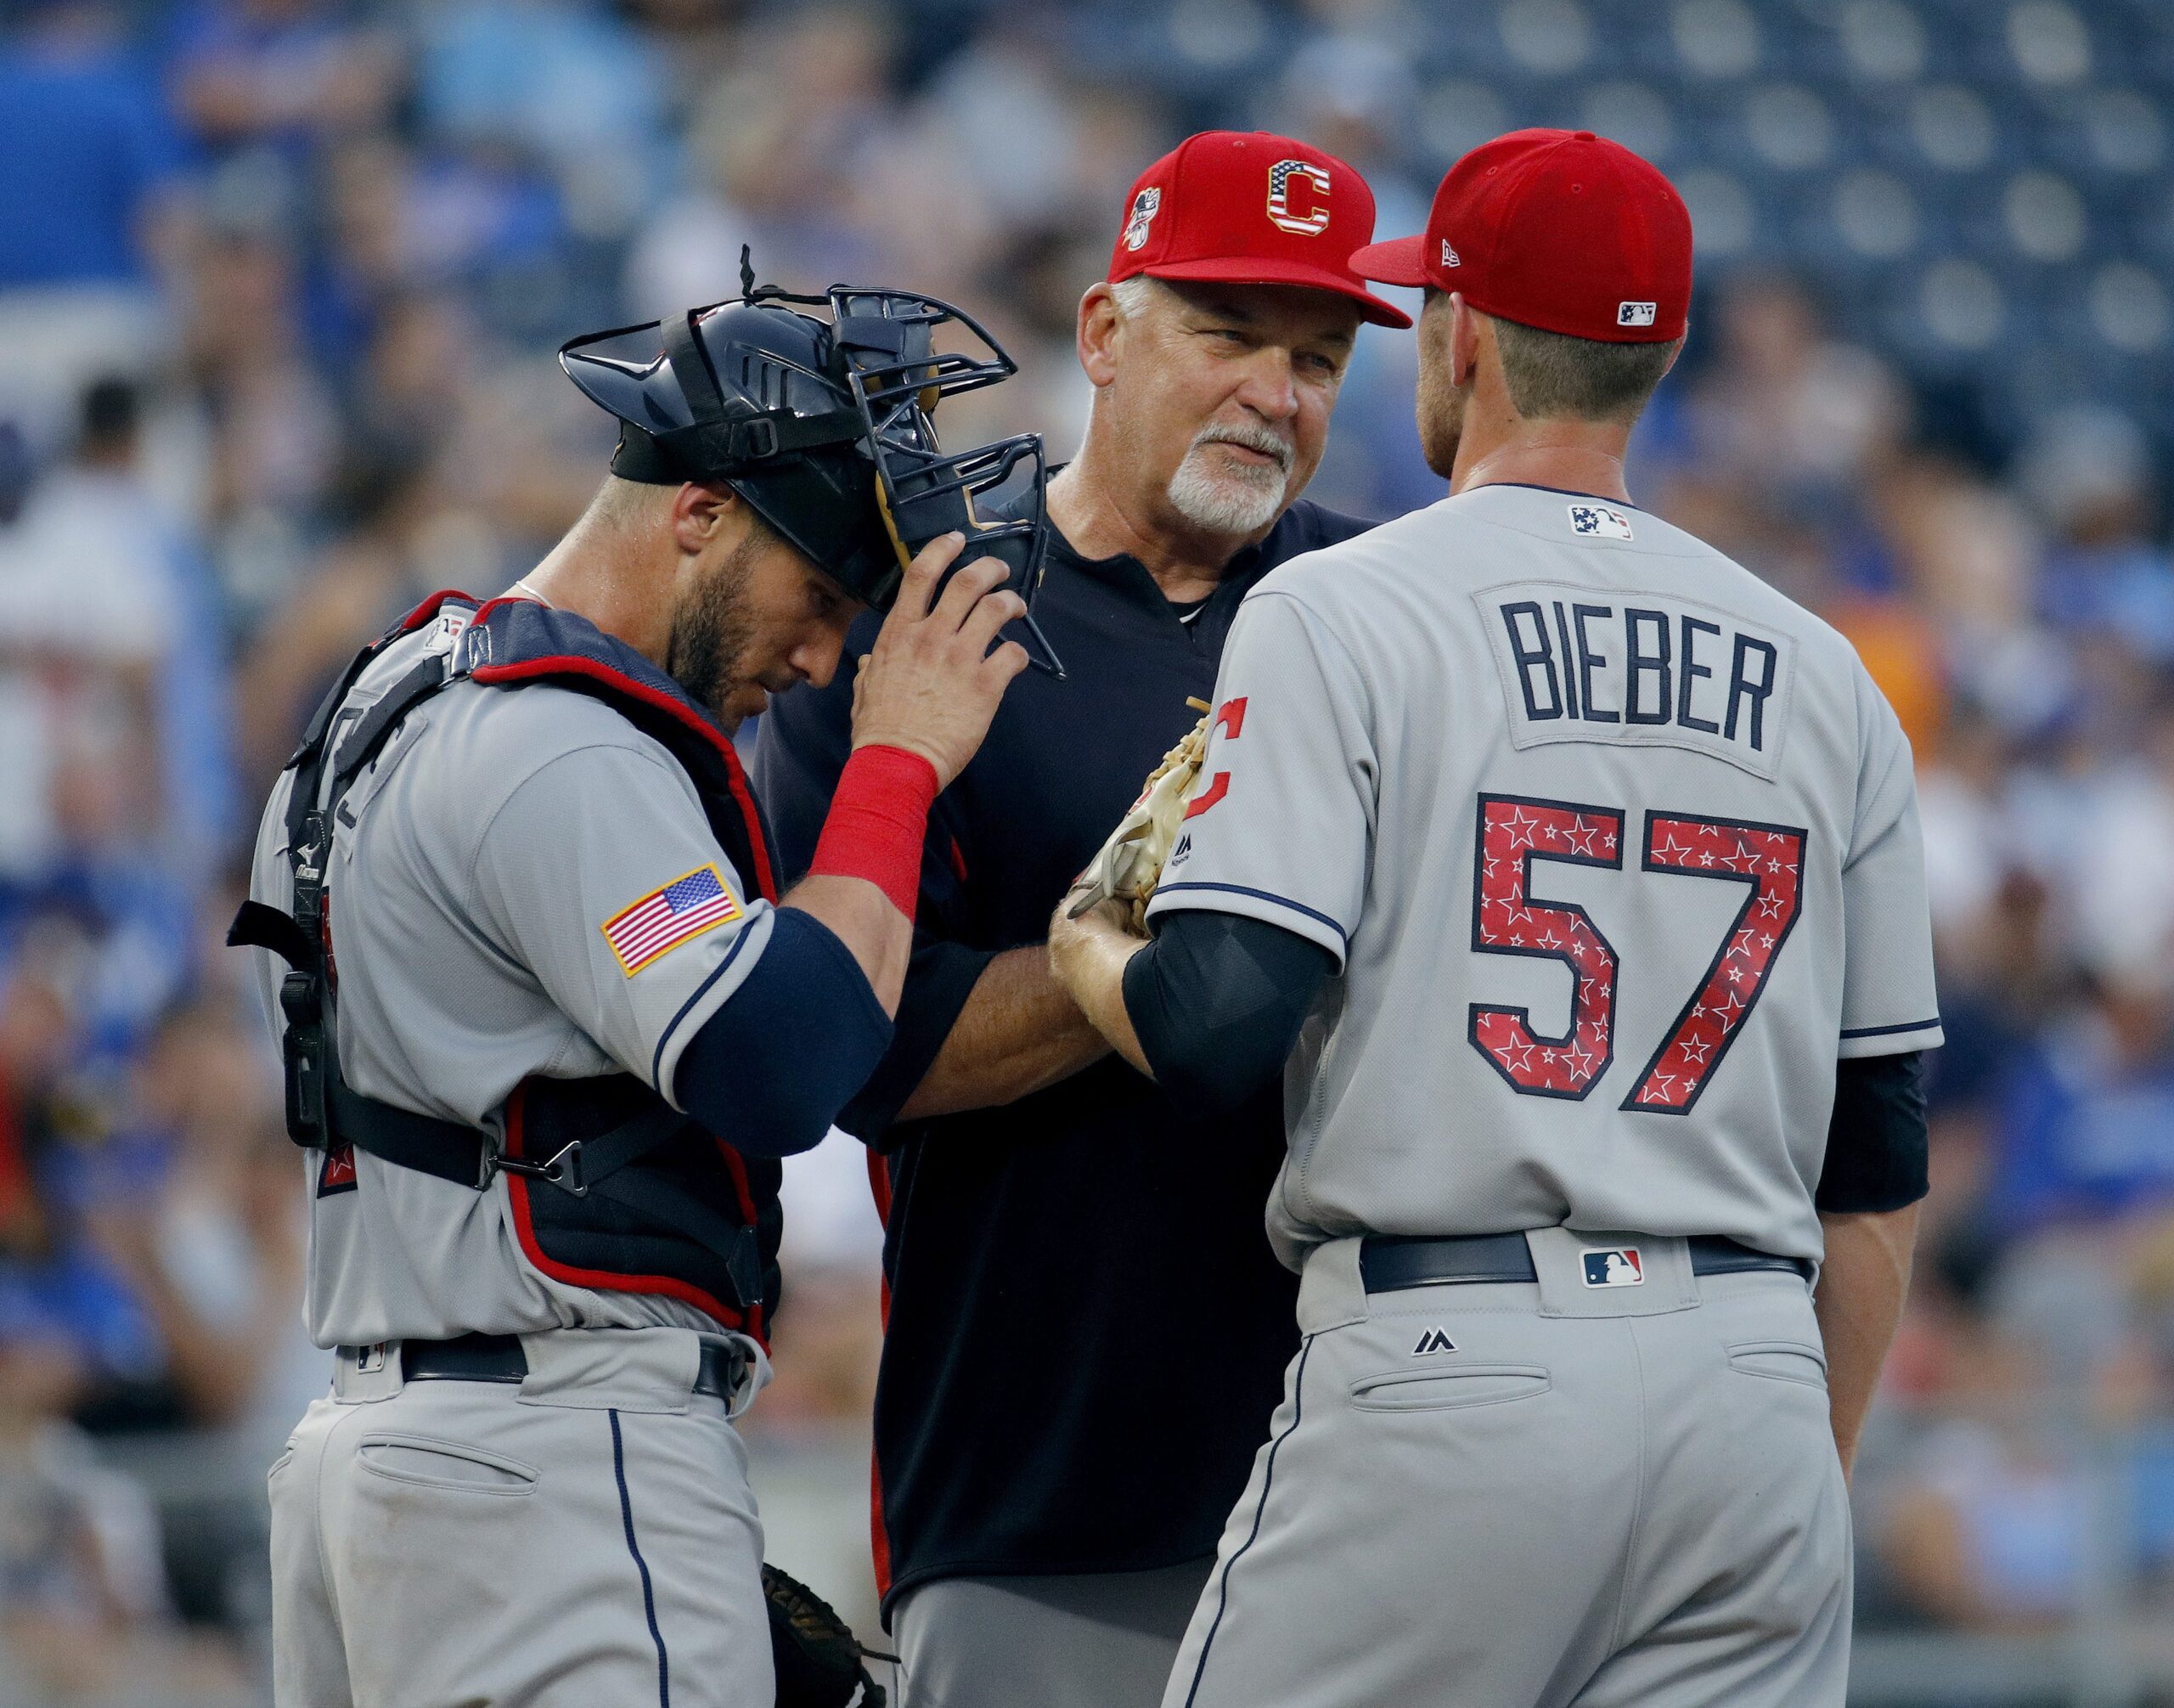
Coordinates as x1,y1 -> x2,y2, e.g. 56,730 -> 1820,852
1468,795 -> 1806,1113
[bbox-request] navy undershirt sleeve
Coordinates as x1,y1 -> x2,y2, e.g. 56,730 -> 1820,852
752,632 -> 990,1147
1121,910 -> 1334,1116
673,906 -> 893,1158
1815,1051 -> 1929,1214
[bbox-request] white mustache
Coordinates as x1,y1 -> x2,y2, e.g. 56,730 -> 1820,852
1191,422 -> 1293,472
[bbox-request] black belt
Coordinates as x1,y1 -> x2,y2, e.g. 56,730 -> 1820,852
1360,1232 -> 1812,1294
369,1332 -> 746,1401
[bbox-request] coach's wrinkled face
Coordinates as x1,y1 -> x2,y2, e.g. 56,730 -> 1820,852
1085,278 -> 1360,542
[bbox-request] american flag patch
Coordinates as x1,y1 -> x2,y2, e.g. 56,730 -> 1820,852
601,865 -> 741,975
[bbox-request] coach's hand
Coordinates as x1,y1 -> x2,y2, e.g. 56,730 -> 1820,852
852,533 -> 1029,788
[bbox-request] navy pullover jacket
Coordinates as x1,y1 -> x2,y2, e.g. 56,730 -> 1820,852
754,497 -> 1371,1612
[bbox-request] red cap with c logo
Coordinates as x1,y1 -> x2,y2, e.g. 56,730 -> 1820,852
1108,131 -> 1411,330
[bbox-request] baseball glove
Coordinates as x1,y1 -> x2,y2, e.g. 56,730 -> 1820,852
1067,697 -> 1212,933
763,1563 -> 887,1708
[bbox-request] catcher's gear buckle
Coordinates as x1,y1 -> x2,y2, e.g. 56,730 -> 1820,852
485,1137 -> 588,1196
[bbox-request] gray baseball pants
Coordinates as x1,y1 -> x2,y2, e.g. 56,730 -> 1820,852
269,1326 -> 773,1708
892,1558 -> 1215,1708
1163,1231 -> 1852,1708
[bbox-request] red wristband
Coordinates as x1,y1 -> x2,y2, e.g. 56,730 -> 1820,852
808,744 -> 938,920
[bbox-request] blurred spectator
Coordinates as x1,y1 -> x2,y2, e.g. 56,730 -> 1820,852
167,0 -> 399,161
0,1 -> 185,448
0,378 -> 181,880
72,1000 -> 305,1435
1680,273 -> 1910,533
2020,407 -> 2174,663
0,1333 -> 173,1699
625,2 -> 897,313
0,2 -> 182,293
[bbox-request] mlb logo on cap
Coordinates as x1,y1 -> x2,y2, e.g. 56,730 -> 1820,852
1582,1248 -> 1645,1288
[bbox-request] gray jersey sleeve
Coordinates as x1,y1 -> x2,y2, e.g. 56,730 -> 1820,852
1838,676 -> 1942,1057
1146,588 -> 1374,967
467,741 -> 776,1102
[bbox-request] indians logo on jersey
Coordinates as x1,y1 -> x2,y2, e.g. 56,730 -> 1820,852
1122,187 -> 1162,251
1582,1248 -> 1645,1288
1266,160 -> 1332,235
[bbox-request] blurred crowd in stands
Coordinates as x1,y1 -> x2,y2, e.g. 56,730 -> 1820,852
0,0 -> 2171,1697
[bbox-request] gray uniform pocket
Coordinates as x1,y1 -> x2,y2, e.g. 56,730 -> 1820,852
1349,1363 -> 1552,1412
356,1432 -> 541,1494
1726,1340 -> 1828,1390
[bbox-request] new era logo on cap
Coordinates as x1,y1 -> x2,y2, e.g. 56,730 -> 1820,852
1440,239 -> 1462,268
1618,301 -> 1657,327
1582,1248 -> 1645,1288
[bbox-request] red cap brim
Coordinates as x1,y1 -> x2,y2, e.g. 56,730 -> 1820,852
1138,255 -> 1413,329
1347,235 -> 1431,290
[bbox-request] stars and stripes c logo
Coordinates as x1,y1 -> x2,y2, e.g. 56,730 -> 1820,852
601,864 -> 741,975
1266,159 -> 1332,236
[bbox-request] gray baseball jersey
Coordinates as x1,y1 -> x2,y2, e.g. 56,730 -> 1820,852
245,604 -> 778,1348
1145,482 -> 1940,1269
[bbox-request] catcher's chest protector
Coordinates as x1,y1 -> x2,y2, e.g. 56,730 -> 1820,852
240,592 -> 786,1341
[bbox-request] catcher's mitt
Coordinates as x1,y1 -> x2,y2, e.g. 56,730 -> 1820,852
763,1563 -> 887,1708
1067,698 -> 1213,933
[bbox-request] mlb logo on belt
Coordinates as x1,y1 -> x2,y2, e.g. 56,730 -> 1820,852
1582,1247 -> 1644,1288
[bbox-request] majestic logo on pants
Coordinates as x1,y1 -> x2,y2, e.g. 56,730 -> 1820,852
1412,1327 -> 1459,1356
1582,1248 -> 1644,1288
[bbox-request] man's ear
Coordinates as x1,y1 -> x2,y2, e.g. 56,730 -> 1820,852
1448,293 -> 1483,391
1077,285 -> 1123,389
671,480 -> 738,554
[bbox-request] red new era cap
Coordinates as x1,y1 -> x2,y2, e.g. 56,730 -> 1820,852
1350,128 -> 1692,343
1108,131 -> 1411,329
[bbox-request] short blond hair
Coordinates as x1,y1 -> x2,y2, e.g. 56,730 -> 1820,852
1492,316 -> 1683,424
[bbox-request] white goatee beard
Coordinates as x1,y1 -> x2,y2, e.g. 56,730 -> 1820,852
1165,429 -> 1293,536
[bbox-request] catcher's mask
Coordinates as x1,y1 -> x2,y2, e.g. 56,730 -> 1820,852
560,252 -> 1062,675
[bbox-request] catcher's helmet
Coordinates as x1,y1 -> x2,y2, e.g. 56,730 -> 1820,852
560,257 -> 1060,674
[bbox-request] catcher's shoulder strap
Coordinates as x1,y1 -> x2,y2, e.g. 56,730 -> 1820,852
231,589 -> 487,1181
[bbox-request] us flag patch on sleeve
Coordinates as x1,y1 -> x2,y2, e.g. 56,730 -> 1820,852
602,864 -> 741,974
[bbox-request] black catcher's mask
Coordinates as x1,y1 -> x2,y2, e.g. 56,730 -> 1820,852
559,255 -> 1061,675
